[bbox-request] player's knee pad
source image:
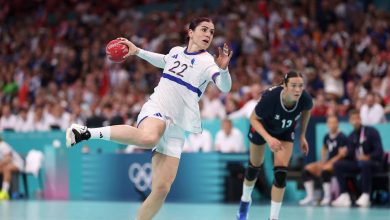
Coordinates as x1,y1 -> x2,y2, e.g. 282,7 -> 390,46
321,170 -> 332,183
273,166 -> 288,188
245,161 -> 262,181
302,169 -> 315,182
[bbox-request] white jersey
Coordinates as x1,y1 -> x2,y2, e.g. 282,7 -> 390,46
147,46 -> 223,133
0,141 -> 24,171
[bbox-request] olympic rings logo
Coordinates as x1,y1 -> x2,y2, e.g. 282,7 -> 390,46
128,163 -> 152,192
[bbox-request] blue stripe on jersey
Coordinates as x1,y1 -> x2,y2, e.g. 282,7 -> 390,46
184,48 -> 206,55
137,116 -> 148,128
162,73 -> 202,97
211,72 -> 220,83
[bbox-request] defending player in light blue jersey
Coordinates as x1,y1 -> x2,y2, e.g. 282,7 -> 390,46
65,17 -> 233,220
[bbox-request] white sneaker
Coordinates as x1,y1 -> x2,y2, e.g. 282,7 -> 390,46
299,196 -> 314,206
331,193 -> 351,207
66,124 -> 91,147
319,197 -> 331,206
356,193 -> 370,207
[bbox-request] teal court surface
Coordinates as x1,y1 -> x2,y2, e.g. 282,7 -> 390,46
1,201 -> 389,220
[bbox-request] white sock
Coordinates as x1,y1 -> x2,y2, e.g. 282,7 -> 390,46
304,180 -> 314,198
241,183 -> 254,202
269,200 -> 282,219
270,201 -> 282,219
1,182 -> 10,192
323,182 -> 331,199
360,193 -> 369,199
89,127 -> 111,140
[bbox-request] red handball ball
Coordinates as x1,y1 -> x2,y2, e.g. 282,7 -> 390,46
106,39 -> 129,63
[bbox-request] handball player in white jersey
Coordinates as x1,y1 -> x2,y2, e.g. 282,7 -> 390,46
66,17 -> 233,220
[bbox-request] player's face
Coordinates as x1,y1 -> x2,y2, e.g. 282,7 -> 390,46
327,116 -> 338,133
285,77 -> 304,102
189,21 -> 214,50
349,113 -> 362,130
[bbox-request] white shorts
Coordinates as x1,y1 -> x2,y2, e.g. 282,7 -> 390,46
137,101 -> 185,158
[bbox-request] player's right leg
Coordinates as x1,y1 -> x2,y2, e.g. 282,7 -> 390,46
299,162 -> 322,206
0,163 -> 19,200
66,117 -> 166,148
236,141 -> 266,220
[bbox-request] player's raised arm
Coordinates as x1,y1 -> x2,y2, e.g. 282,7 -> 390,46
119,37 -> 166,69
213,43 -> 233,92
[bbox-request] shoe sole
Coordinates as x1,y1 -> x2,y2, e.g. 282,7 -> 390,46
66,127 -> 73,148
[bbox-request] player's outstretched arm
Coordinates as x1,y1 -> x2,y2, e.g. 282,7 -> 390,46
213,43 -> 233,92
118,37 -> 166,69
249,111 -> 282,152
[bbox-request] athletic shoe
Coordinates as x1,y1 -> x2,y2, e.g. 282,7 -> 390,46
299,195 -> 314,206
66,124 -> 91,147
319,197 -> 331,206
356,193 -> 370,207
0,190 -> 9,200
236,200 -> 251,220
331,193 -> 351,207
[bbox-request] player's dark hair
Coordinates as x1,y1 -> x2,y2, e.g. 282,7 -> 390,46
283,71 -> 303,85
327,114 -> 339,121
186,17 -> 213,43
348,109 -> 360,118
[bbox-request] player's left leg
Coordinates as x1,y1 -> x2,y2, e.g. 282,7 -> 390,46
319,161 -> 334,206
269,141 -> 293,220
299,161 -> 322,205
136,152 -> 179,220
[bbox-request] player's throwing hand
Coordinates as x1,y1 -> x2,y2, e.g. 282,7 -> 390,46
214,43 -> 233,70
116,37 -> 140,58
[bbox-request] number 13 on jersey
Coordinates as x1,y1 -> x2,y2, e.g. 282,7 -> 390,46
281,119 -> 292,128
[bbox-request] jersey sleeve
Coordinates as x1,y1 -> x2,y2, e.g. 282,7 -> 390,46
339,133 -> 348,147
0,142 -> 12,155
137,47 -> 177,69
323,134 -> 328,148
300,91 -> 313,111
204,62 -> 232,93
254,91 -> 273,119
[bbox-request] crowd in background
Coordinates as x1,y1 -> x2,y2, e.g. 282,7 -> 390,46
1,0 -> 390,134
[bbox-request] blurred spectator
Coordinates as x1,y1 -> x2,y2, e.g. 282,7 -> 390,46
311,92 -> 328,117
201,85 -> 226,119
0,136 -> 24,200
380,66 -> 390,98
360,92 -> 386,125
86,103 -> 106,128
229,84 -> 263,119
46,102 -> 71,130
14,108 -> 34,132
332,110 -> 384,207
183,129 -> 213,153
215,118 -> 245,153
0,105 -> 17,131
32,106 -> 49,131
323,59 -> 344,100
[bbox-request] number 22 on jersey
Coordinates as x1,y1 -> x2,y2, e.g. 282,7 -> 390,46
168,61 -> 187,77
